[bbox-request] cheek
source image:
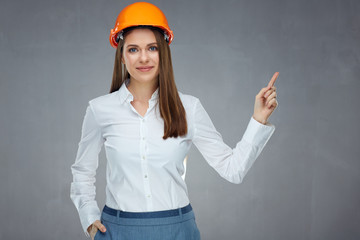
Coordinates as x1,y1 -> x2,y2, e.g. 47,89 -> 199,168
152,54 -> 159,65
124,54 -> 136,66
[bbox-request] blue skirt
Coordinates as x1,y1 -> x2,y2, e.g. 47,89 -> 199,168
94,204 -> 201,240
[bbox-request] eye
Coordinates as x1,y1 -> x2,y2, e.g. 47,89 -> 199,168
149,46 -> 158,51
128,48 -> 138,53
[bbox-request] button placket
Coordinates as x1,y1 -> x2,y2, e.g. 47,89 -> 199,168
140,117 -> 152,209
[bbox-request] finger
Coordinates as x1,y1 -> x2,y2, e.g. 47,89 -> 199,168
94,221 -> 107,232
264,87 -> 276,98
265,92 -> 276,105
257,87 -> 270,99
266,98 -> 278,109
267,72 -> 279,88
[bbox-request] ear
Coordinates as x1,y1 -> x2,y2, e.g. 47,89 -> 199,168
121,56 -> 125,64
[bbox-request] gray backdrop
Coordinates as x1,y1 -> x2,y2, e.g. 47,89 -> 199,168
1,0 -> 359,239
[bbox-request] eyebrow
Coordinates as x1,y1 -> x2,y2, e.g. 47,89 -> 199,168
126,42 -> 157,48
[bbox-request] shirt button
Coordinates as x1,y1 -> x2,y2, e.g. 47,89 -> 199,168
142,156 -> 145,160
142,137 -> 145,140
147,195 -> 151,198
144,175 -> 147,178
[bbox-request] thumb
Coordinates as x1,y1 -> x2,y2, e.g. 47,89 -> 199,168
94,220 -> 107,232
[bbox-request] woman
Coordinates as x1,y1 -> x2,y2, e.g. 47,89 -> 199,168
70,2 -> 278,240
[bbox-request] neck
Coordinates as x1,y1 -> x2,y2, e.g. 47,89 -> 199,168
127,77 -> 158,102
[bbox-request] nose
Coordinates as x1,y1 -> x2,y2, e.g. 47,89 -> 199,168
139,49 -> 149,63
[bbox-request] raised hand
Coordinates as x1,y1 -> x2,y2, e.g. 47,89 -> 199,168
252,72 -> 279,125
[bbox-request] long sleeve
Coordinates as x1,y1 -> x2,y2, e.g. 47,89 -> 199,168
70,102 -> 105,237
192,98 -> 275,184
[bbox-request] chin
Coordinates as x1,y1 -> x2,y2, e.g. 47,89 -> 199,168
132,76 -> 158,84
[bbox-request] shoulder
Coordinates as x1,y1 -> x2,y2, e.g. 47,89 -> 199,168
178,91 -> 203,121
178,91 -> 200,107
178,90 -> 212,120
88,90 -> 119,111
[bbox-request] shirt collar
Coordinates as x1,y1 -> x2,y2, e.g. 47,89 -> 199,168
118,78 -> 159,104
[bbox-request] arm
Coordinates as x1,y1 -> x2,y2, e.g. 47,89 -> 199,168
70,102 -> 105,237
192,98 -> 275,184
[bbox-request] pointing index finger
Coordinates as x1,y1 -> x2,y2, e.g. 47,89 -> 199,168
267,72 -> 279,88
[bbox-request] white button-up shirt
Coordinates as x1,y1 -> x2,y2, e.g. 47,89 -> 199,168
70,79 -> 275,236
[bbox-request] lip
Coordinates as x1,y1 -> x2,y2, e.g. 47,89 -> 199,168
136,66 -> 154,72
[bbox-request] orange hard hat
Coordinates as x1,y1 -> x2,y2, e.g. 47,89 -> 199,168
109,2 -> 174,48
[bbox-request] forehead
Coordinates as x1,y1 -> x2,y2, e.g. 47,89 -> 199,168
124,28 -> 157,45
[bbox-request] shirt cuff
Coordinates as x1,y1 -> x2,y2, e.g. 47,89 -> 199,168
80,210 -> 101,238
82,215 -> 98,238
242,116 -> 275,146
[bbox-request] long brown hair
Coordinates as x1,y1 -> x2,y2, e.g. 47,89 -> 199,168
109,27 -> 187,140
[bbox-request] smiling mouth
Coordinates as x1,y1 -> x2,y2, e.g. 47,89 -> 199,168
136,66 -> 154,72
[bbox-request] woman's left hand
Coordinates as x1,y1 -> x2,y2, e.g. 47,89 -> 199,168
252,72 -> 279,125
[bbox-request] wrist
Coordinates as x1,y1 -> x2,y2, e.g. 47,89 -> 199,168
252,115 -> 267,125
87,224 -> 92,234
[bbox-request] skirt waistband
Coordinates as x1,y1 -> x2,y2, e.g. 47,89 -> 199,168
103,204 -> 193,218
